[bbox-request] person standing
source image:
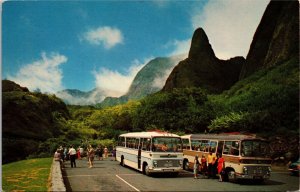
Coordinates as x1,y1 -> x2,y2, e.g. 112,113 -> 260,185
217,153 -> 225,182
54,149 -> 61,161
104,146 -> 108,159
69,145 -> 77,168
77,147 -> 81,160
193,155 -> 200,179
200,155 -> 208,177
98,146 -> 103,160
88,145 -> 95,168
111,147 -> 116,161
207,152 -> 216,178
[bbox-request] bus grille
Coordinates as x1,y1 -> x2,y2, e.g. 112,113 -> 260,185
247,166 -> 269,175
157,160 -> 180,168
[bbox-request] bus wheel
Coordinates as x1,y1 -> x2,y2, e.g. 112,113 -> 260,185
183,159 -> 189,170
227,170 -> 236,182
120,156 -> 125,167
143,163 -> 151,176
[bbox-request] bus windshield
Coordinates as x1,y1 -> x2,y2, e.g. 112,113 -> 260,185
241,140 -> 270,157
152,137 -> 182,152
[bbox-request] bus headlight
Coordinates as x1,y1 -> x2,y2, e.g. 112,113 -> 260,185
243,166 -> 248,175
153,160 -> 158,167
267,166 -> 272,174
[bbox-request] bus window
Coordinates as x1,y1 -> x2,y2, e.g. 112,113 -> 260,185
118,136 -> 125,147
141,138 -> 151,151
152,137 -> 182,152
224,141 -> 239,156
127,138 -> 135,149
209,141 -> 217,153
182,139 -> 190,150
241,140 -> 270,157
135,138 -> 140,149
191,139 -> 201,151
200,140 -> 209,152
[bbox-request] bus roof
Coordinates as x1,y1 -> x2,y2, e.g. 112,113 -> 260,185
119,131 -> 180,138
181,133 -> 265,141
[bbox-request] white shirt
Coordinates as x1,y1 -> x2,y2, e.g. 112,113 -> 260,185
69,148 -> 76,155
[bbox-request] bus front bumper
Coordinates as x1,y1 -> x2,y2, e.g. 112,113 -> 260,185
235,173 -> 271,180
149,167 -> 182,173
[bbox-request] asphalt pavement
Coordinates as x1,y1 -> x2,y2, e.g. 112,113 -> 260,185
62,157 -> 299,192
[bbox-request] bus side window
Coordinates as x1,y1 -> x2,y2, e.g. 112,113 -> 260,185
135,138 -> 140,149
141,138 -> 146,150
223,142 -> 230,154
182,139 -> 190,150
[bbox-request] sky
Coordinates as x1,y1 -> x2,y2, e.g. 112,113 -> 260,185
2,0 -> 269,97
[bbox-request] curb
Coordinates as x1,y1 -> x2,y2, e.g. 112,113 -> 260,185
49,159 -> 66,192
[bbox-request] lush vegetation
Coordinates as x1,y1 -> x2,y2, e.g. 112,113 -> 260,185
2,158 -> 52,191
2,57 -> 299,164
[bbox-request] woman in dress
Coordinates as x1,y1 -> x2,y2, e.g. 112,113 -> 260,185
217,153 -> 225,182
88,145 -> 95,168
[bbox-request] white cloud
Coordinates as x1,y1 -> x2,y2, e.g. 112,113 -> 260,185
152,55 -> 184,89
191,0 -> 269,59
93,58 -> 151,97
7,52 -> 67,93
168,39 -> 191,58
56,88 -> 106,105
83,26 -> 123,49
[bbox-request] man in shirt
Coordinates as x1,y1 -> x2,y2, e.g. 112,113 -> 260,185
69,145 -> 77,168
207,152 -> 216,178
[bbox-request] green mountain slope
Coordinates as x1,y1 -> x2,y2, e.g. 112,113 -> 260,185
99,55 -> 183,107
2,80 -> 70,163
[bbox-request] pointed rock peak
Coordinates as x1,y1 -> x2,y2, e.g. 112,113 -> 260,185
188,28 -> 216,59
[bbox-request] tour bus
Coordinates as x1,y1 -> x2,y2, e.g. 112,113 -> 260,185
116,131 -> 183,176
181,133 -> 272,182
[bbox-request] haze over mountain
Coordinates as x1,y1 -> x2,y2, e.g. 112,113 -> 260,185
57,55 -> 183,106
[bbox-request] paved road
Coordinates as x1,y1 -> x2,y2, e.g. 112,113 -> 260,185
62,158 -> 299,191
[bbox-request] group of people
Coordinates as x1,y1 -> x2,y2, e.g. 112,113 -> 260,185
54,145 -> 115,168
193,152 -> 225,182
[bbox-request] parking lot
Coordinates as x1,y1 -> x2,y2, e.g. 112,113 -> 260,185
62,158 -> 299,191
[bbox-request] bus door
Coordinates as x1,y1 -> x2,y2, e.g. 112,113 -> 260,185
217,141 -> 224,155
137,138 -> 141,169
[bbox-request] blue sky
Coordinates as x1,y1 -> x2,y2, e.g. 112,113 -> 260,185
2,0 -> 269,96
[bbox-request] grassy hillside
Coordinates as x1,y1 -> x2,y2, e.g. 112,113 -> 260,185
2,158 -> 52,191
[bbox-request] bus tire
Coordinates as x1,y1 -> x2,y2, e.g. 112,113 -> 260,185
120,156 -> 125,167
227,170 -> 236,183
183,159 -> 189,170
143,163 -> 151,176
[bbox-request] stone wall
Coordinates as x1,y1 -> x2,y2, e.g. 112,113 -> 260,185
49,159 -> 66,191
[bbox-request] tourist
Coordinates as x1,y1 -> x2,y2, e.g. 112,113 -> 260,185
193,155 -> 200,179
200,155 -> 208,177
88,145 -> 95,168
68,145 -> 77,168
104,146 -> 108,158
217,153 -> 225,182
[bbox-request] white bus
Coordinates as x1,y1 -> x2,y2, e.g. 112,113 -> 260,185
181,133 -> 272,182
116,131 -> 183,176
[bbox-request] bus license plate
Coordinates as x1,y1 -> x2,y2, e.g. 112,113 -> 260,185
163,169 -> 173,172
253,176 -> 262,179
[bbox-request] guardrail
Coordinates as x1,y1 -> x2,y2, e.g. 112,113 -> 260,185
49,159 -> 66,191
